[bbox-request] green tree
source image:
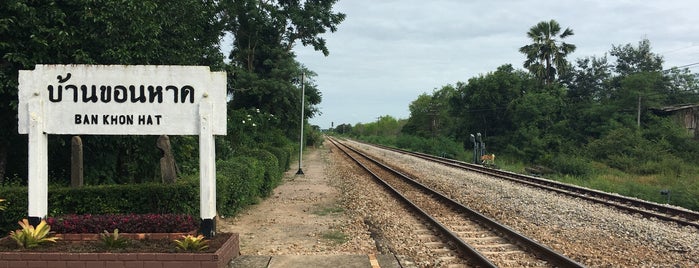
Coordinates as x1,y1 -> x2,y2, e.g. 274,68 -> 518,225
402,85 -> 456,138
449,65 -> 530,149
519,19 -> 576,84
402,93 -> 435,138
223,0 -> 344,136
334,123 -> 352,135
564,56 -> 612,103
607,39 -> 670,130
375,115 -> 404,137
663,67 -> 699,104
1,0 -> 224,184
610,39 -> 663,76
508,86 -> 568,162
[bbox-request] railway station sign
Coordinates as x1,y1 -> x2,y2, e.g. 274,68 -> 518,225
18,65 -> 226,135
18,65 -> 226,236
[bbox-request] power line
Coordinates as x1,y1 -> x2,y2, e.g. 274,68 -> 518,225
675,62 -> 699,69
660,44 -> 699,55
664,62 -> 699,71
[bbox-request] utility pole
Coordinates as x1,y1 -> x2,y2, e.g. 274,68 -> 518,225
296,72 -> 305,175
637,95 -> 641,129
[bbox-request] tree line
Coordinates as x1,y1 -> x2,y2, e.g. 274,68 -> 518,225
0,0 -> 344,185
337,20 -> 699,209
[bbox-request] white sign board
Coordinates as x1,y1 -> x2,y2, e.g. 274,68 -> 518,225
18,65 -> 226,236
18,65 -> 226,135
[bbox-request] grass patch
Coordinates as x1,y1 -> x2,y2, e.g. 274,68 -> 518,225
321,230 -> 348,245
528,160 -> 699,210
312,205 -> 344,216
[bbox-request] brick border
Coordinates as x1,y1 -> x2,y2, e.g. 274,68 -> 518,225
0,233 -> 239,268
53,232 -> 196,241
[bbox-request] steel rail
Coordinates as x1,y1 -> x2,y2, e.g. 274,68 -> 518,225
368,142 -> 699,229
330,137 -> 585,268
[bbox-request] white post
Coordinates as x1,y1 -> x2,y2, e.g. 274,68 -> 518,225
199,97 -> 216,237
27,98 -> 48,226
296,72 -> 305,175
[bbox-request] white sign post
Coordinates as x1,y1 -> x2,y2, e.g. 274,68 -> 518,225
18,65 -> 226,237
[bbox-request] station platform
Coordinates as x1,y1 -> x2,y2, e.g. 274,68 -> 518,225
229,254 -> 406,268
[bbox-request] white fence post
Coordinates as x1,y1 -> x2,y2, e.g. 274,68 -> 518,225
27,98 -> 48,226
199,97 -> 217,237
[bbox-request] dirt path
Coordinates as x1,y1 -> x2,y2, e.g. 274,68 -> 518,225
218,141 -> 377,255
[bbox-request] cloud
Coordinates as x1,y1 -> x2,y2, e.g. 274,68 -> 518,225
297,0 -> 699,128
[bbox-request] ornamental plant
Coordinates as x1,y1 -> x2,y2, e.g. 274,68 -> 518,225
48,213 -> 198,233
9,219 -> 60,248
100,229 -> 129,249
174,234 -> 209,252
0,198 -> 5,211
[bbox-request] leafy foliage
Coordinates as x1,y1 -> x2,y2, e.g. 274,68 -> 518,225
0,183 -> 198,233
519,19 -> 576,84
224,0 -> 344,138
395,135 -> 468,160
0,0 -> 225,183
352,116 -> 405,137
449,64 -> 527,147
240,148 -> 282,197
0,0 -> 336,239
216,156 -> 264,216
9,219 -> 60,248
402,86 -> 457,138
47,214 -> 198,234
346,35 -> 699,211
100,229 -> 130,249
174,234 -> 209,252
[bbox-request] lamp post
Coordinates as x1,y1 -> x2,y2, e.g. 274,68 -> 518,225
477,132 -> 485,158
470,134 -> 477,164
296,72 -> 305,175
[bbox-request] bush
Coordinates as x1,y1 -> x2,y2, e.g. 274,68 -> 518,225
216,156 -> 265,216
0,182 -> 198,234
0,188 -> 29,234
48,182 -> 199,216
548,155 -> 592,177
47,214 -> 198,233
9,219 -> 59,248
264,145 -> 291,172
174,234 -> 209,251
306,127 -> 324,147
241,149 -> 282,197
395,135 -> 467,160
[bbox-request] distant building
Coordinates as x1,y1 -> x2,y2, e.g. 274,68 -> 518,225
650,104 -> 699,139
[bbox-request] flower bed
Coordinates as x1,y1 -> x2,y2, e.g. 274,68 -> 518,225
54,231 -> 196,241
47,214 -> 199,233
0,232 -> 239,268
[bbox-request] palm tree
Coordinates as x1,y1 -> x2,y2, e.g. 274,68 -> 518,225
519,20 -> 576,84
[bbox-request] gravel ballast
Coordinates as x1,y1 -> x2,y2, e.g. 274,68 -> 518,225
346,140 -> 699,267
222,140 -> 699,267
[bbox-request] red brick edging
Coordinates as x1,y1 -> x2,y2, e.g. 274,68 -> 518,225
54,231 -> 195,241
0,233 -> 240,268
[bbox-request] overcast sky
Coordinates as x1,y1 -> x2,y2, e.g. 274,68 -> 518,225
295,0 -> 699,129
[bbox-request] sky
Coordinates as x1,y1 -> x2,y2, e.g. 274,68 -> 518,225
293,0 -> 699,129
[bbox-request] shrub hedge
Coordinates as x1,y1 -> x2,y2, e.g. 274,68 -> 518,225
0,146 -> 288,233
47,214 -> 198,233
264,145 -> 291,171
241,149 -> 282,197
216,156 -> 264,217
0,182 -> 198,234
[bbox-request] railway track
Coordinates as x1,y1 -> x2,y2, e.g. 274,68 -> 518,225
364,141 -> 699,229
329,137 -> 584,267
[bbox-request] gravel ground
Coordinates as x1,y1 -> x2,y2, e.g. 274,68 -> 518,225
221,139 -> 699,267
347,140 -> 699,267
219,142 -> 377,256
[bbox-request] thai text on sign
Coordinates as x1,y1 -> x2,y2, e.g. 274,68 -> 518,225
18,65 -> 226,135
